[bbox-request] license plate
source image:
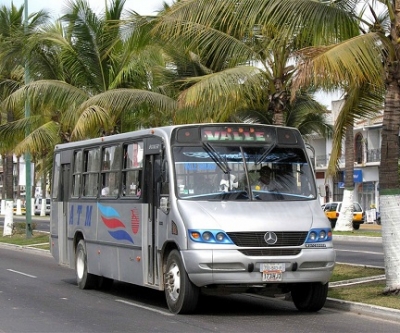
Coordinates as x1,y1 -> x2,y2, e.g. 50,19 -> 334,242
260,263 -> 285,282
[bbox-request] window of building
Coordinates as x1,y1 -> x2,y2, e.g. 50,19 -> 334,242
355,133 -> 363,164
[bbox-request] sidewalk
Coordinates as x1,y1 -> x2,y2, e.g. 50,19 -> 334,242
359,223 -> 381,231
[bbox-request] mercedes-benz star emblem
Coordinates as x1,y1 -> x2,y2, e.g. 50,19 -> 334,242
264,231 -> 278,245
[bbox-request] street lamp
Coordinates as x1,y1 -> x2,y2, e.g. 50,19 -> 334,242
24,0 -> 32,238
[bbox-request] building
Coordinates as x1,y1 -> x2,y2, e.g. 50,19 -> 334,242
306,100 -> 382,220
0,155 -> 35,200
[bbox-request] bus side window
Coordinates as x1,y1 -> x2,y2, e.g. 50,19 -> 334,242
122,170 -> 142,197
101,145 -> 122,197
72,150 -> 82,197
122,142 -> 143,198
82,148 -> 100,197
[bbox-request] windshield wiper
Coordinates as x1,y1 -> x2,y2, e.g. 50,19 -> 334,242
202,142 -> 231,174
255,144 -> 276,165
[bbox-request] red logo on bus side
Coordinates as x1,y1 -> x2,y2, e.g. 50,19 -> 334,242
131,208 -> 140,234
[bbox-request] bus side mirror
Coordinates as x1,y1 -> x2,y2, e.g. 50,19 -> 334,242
318,185 -> 326,197
160,196 -> 170,214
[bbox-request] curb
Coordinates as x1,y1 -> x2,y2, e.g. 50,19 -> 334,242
333,235 -> 382,243
325,298 -> 400,322
0,242 -> 52,256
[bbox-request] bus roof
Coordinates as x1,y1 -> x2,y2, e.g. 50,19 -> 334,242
54,123 -> 300,151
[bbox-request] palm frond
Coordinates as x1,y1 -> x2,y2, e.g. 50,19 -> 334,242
293,33 -> 390,92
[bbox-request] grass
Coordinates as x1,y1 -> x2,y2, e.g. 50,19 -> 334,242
329,264 -> 400,310
0,224 -> 50,250
1,225 -> 398,311
329,264 -> 384,282
333,230 -> 381,237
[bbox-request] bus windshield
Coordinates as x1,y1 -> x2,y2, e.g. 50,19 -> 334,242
173,144 -> 316,201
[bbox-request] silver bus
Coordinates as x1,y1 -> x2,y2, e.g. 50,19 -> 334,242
50,123 -> 335,314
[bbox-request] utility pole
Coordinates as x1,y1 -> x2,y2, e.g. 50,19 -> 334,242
24,0 -> 33,238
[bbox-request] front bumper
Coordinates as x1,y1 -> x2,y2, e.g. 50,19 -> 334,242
181,248 -> 336,287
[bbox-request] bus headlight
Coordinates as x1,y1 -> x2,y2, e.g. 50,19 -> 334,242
202,231 -> 213,241
305,228 -> 332,243
188,229 -> 233,244
215,232 -> 225,242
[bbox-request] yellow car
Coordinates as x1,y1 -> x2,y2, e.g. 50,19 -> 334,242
323,202 -> 364,229
13,203 -> 26,215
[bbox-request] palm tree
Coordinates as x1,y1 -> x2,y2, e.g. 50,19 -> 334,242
155,0 -> 400,294
153,0 -> 335,137
254,0 -> 398,295
0,3 -> 50,204
0,0 -> 177,172
333,85 -> 384,231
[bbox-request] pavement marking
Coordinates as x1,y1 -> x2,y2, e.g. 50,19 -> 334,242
115,299 -> 174,316
7,269 -> 37,279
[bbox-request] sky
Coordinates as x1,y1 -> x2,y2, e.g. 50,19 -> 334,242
1,0 -> 174,18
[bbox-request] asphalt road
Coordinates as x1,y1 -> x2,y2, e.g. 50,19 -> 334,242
1,245 -> 400,333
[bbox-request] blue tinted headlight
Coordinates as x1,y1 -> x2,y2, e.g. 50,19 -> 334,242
305,228 -> 332,243
188,229 -> 233,244
202,231 -> 213,241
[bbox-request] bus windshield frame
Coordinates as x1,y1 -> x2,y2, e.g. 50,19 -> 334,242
172,143 -> 316,201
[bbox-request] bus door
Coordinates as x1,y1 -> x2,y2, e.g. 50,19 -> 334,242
143,137 -> 163,286
55,151 -> 72,264
59,162 -> 70,265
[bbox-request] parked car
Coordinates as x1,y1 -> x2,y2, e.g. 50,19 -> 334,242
34,198 -> 51,215
13,202 -> 26,215
323,201 -> 365,229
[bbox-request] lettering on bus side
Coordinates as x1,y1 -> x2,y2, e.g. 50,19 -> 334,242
69,205 -> 93,227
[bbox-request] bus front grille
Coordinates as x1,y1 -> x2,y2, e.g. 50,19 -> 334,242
227,232 -> 308,247
238,249 -> 302,256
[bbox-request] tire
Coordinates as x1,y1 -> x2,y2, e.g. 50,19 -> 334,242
291,282 -> 328,312
353,223 -> 360,230
164,250 -> 199,314
75,239 -> 98,289
329,219 -> 336,229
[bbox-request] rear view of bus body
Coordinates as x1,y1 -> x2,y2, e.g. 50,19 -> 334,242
50,123 -> 335,314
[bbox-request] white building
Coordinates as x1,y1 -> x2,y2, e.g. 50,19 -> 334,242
0,155 -> 35,200
305,100 -> 382,218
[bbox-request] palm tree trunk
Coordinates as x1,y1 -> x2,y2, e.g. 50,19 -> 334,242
270,78 -> 287,125
380,68 -> 400,294
5,110 -> 14,201
335,125 -> 354,231
1,154 -> 4,200
16,156 -> 21,198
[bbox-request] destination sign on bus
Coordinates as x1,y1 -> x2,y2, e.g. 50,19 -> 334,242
201,126 -> 274,143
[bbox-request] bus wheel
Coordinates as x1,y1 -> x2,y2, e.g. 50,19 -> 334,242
75,240 -> 97,289
353,223 -> 360,230
291,282 -> 328,312
164,250 -> 199,314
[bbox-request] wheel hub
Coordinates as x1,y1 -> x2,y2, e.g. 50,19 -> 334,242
165,262 -> 180,301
